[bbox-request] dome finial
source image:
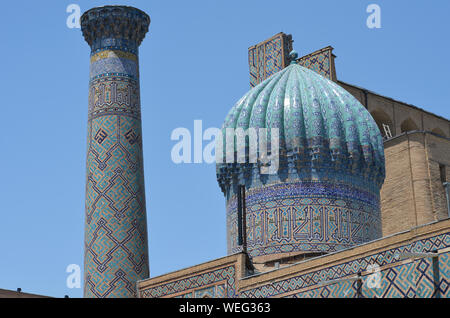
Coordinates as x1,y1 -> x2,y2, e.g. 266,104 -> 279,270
289,50 -> 298,65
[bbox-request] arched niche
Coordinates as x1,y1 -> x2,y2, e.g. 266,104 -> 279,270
400,118 -> 419,133
431,127 -> 447,138
370,109 -> 394,139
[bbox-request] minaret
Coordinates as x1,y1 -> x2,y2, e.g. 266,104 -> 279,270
81,6 -> 150,298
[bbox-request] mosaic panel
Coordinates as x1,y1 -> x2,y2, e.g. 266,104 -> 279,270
88,75 -> 141,120
286,251 -> 450,298
239,233 -> 450,298
440,252 -> 450,297
227,181 -> 381,257
84,111 -> 149,298
287,280 -> 357,298
248,33 -> 293,87
297,46 -> 336,81
138,231 -> 449,298
90,55 -> 138,79
173,284 -> 227,298
140,266 -> 236,298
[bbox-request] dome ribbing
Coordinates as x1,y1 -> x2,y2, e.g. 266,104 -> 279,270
217,62 -> 386,259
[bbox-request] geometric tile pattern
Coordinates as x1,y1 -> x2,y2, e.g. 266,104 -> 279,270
81,6 -> 150,298
139,266 -> 236,298
438,252 -> 450,298
195,284 -> 227,298
226,181 -> 381,257
239,232 -> 450,298
286,253 -> 450,298
248,32 -> 293,87
172,284 -> 227,298
297,46 -> 336,82
136,229 -> 449,298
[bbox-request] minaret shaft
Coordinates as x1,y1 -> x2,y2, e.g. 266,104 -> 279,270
81,6 -> 150,298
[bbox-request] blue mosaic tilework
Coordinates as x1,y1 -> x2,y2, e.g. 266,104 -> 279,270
81,5 -> 150,298
439,252 -> 449,297
88,75 -> 140,120
91,38 -> 139,55
287,279 -> 357,298
297,47 -> 336,81
414,253 -> 450,298
248,33 -> 293,87
172,284 -> 226,298
285,251 -> 450,298
84,113 -> 149,298
140,266 -> 236,298
226,181 -> 381,257
174,292 -> 193,298
137,230 -> 449,298
81,6 -> 150,53
90,56 -> 138,80
238,232 -> 450,298
218,62 -> 385,258
195,284 -> 227,298
217,63 -> 385,194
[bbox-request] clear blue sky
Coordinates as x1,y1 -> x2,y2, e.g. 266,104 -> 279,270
0,0 -> 449,298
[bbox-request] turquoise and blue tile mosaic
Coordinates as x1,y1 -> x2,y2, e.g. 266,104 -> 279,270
81,6 -> 150,298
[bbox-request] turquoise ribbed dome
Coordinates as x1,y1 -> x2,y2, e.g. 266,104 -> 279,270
217,62 -> 386,258
216,63 -> 385,193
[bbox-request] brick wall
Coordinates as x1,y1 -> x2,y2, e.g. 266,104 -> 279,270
339,81 -> 449,139
381,132 -> 450,236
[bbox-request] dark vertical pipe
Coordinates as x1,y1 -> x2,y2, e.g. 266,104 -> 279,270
237,188 -> 243,247
237,185 -> 247,253
444,182 -> 450,218
241,185 -> 247,253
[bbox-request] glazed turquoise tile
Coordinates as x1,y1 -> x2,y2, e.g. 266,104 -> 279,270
81,6 -> 150,298
217,60 -> 386,258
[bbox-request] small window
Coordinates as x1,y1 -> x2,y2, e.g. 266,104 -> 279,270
440,164 -> 446,183
400,118 -> 419,133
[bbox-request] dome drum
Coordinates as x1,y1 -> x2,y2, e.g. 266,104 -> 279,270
226,180 -> 382,258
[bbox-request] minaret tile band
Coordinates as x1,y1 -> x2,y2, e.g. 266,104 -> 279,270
81,6 -> 150,298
